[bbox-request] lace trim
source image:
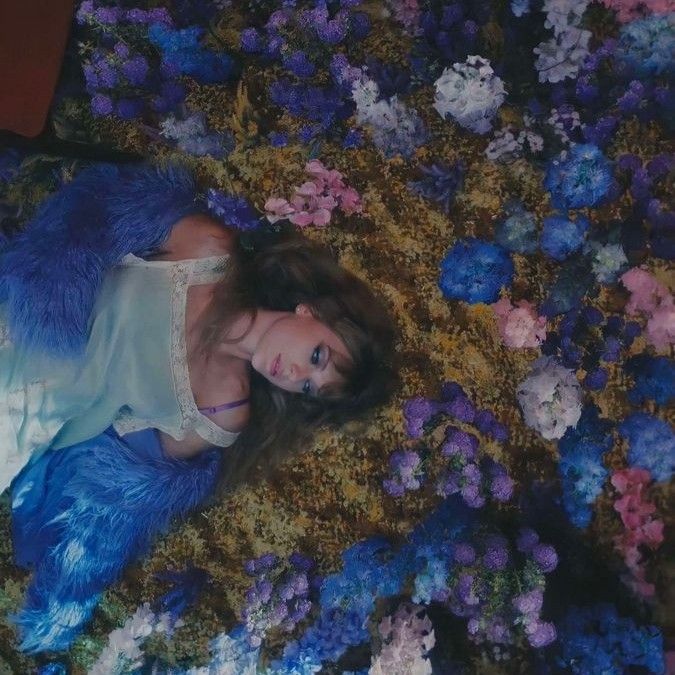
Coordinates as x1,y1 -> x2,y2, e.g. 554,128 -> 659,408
169,259 -> 240,447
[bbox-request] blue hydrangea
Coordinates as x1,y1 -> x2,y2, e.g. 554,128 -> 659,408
619,412 -> 675,483
615,14 -> 675,78
206,189 -> 261,231
541,214 -> 589,261
439,238 -> 514,304
557,604 -> 665,674
558,406 -> 613,528
495,202 -> 538,254
625,355 -> 675,406
544,144 -> 614,210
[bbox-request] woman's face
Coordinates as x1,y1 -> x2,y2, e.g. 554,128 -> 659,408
252,304 -> 351,397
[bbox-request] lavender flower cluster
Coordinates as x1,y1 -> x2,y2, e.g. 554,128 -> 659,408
445,528 -> 558,648
385,383 -> 513,509
240,551 -> 316,648
76,1 -> 235,120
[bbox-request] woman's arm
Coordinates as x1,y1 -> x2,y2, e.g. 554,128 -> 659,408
157,429 -> 215,459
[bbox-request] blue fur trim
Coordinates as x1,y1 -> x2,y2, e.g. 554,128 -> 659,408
0,163 -> 204,357
10,429 -> 220,653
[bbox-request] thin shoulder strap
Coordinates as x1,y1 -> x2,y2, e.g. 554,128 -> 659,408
197,397 -> 250,415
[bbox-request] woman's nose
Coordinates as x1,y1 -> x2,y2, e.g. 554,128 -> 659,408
289,363 -> 306,381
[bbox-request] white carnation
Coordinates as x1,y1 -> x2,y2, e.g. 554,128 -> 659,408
434,55 -> 506,134
543,0 -> 589,34
369,603 -> 435,675
517,356 -> 582,440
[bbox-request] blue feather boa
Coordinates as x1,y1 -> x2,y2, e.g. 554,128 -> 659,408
0,162 -> 204,357
10,428 -> 221,653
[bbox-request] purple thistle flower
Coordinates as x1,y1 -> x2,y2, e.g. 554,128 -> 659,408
282,51 -> 316,78
445,395 -> 476,423
532,544 -> 558,573
456,573 -> 479,606
440,381 -> 466,401
91,94 -> 113,116
490,473 -> 514,502
403,397 -> 437,438
442,427 -> 479,459
454,543 -> 477,565
517,527 -> 540,554
526,620 -> 557,647
513,588 -> 544,616
461,483 -> 485,508
121,55 -> 149,86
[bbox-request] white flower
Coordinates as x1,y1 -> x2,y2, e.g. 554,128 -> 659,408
486,127 -> 524,162
534,27 -> 591,83
586,242 -> 629,283
543,0 -> 589,34
517,357 -> 582,440
547,107 -> 581,144
434,56 -> 506,134
369,603 -> 435,675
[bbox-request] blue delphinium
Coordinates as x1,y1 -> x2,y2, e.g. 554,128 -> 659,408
544,144 -> 613,210
557,405 -> 613,528
495,201 -> 538,254
148,23 -> 237,85
619,412 -> 675,483
541,214 -> 589,261
625,355 -> 675,405
439,238 -> 514,304
407,161 -> 466,214
556,603 -> 665,674
614,14 -> 675,78
207,189 -> 261,231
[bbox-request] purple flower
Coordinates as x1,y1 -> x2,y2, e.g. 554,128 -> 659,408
513,588 -> 544,616
454,543 -> 477,565
116,98 -> 144,120
461,483 -> 485,508
283,51 -> 317,78
456,573 -> 479,605
442,427 -> 479,459
490,473 -> 514,502
532,544 -> 558,573
445,395 -> 476,423
342,128 -> 363,149
91,94 -> 113,116
121,55 -> 149,86
584,367 -> 609,390
239,28 -> 263,54
526,620 -> 557,647
483,534 -> 509,571
403,397 -> 437,438
517,527 -> 540,554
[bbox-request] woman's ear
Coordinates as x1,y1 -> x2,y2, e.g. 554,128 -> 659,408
295,303 -> 313,317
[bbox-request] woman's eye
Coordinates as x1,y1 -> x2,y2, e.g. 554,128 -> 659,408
303,380 -> 312,395
311,345 -> 321,365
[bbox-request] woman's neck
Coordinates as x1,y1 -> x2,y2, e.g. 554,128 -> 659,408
209,308 -> 288,363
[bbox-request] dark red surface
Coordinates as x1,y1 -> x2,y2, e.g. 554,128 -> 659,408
0,0 -> 75,137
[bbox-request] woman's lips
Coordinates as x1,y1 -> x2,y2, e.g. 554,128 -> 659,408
271,354 -> 281,377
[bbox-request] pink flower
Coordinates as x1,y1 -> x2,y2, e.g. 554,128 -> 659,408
599,0 -> 671,22
620,267 -> 671,316
336,186 -> 362,215
610,467 -> 651,493
646,302 -> 675,351
264,197 -> 295,223
492,297 -> 547,349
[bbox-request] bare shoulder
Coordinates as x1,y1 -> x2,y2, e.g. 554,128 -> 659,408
152,213 -> 236,261
197,358 -> 251,434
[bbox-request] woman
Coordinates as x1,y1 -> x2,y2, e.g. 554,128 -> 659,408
1,162 -> 397,651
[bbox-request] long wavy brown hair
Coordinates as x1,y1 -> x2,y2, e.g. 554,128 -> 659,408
197,224 -> 399,493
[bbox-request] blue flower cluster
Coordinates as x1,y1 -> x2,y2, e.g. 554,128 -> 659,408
495,201 -> 538,254
439,238 -> 514,304
619,412 -> 675,483
544,144 -> 614,210
557,405 -> 613,528
614,14 -> 675,78
407,160 -> 466,215
206,189 -> 262,231
148,24 -> 237,84
541,214 -> 589,261
556,603 -> 665,674
625,355 -> 675,405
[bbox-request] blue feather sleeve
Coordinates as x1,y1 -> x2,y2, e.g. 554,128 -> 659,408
10,428 -> 220,653
0,162 -> 204,357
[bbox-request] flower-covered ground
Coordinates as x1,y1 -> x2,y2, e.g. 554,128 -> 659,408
0,1 -> 673,673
